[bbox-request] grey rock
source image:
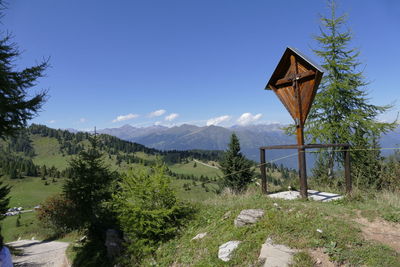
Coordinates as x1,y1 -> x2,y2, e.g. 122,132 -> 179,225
258,238 -> 297,267
192,232 -> 207,240
234,209 -> 264,227
218,241 -> 241,262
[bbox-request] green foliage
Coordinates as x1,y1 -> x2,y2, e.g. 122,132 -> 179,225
63,136 -> 118,237
297,0 -> 395,186
0,32 -> 48,138
377,151 -> 400,191
0,153 -> 38,178
112,164 -> 194,264
28,124 -> 221,165
0,178 -> 10,220
70,238 -> 112,267
219,133 -> 254,193
291,251 -> 314,267
7,130 -> 35,157
37,194 -> 77,235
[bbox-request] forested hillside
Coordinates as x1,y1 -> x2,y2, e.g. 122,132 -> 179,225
0,124 -> 225,179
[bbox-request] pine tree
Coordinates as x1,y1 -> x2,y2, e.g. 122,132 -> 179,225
0,9 -> 48,138
63,136 -> 118,237
0,180 -> 10,220
219,133 -> 254,193
305,0 -> 395,186
0,2 -> 47,242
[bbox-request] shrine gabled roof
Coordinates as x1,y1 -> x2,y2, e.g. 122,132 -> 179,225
265,47 -> 325,90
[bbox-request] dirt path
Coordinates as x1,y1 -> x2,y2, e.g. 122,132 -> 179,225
355,216 -> 400,253
8,240 -> 70,267
308,215 -> 400,266
193,159 -> 219,169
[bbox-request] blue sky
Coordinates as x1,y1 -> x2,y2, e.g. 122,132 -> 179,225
3,0 -> 400,130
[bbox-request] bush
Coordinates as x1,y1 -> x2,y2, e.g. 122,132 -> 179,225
112,164 -> 194,264
37,194 -> 78,235
378,158 -> 400,191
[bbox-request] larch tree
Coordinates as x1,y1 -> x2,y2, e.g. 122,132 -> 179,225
305,0 -> 395,186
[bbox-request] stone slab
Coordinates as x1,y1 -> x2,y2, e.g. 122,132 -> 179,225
258,238 -> 297,267
268,190 -> 342,202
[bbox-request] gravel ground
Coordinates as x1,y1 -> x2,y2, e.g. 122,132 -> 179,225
8,240 -> 70,267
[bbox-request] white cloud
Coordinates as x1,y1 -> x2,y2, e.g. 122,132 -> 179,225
206,115 -> 231,126
79,118 -> 86,123
148,109 -> 166,117
48,120 -> 56,124
237,113 -> 262,125
112,113 -> 139,123
165,113 -> 179,121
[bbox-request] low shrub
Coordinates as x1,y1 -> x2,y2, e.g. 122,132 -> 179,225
112,164 -> 195,265
37,194 -> 78,235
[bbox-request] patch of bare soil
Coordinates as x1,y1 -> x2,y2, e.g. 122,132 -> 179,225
355,216 -> 400,252
308,248 -> 342,267
8,239 -> 70,267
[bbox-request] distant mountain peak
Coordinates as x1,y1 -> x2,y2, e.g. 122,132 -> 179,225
120,124 -> 136,129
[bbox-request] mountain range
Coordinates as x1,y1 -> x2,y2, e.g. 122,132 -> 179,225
98,124 -> 294,156
92,123 -> 400,169
96,124 -> 297,167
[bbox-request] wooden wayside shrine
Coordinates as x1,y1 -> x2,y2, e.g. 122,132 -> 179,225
262,47 -> 352,198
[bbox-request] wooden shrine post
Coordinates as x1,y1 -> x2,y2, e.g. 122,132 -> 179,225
264,47 -> 324,198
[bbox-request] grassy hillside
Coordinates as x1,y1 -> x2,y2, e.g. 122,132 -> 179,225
1,125 -> 227,243
2,126 -> 399,266
7,177 -> 64,208
31,135 -> 71,170
169,160 -> 222,178
143,190 -> 400,266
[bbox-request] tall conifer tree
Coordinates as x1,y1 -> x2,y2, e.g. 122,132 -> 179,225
219,133 -> 254,193
306,0 -> 395,185
63,136 -> 118,237
0,0 -> 47,242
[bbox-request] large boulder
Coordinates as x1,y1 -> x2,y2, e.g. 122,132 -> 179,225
218,241 -> 241,262
105,229 -> 123,259
234,209 -> 264,227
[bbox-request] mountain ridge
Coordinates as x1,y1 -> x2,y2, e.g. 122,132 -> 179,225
84,123 -> 400,169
